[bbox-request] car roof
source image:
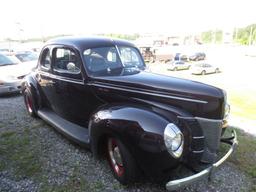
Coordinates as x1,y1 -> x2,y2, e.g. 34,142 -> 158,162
46,36 -> 135,51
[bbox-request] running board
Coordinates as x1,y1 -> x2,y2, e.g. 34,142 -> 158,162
37,109 -> 90,147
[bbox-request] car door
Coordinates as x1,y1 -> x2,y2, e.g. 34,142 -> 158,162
176,62 -> 180,70
50,46 -> 97,127
181,62 -> 186,70
206,64 -> 214,73
37,46 -> 57,109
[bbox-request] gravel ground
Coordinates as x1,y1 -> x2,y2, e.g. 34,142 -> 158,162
0,95 -> 253,192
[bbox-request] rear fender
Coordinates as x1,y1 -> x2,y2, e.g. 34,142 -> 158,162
22,73 -> 41,109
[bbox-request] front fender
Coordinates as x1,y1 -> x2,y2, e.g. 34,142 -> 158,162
89,104 -> 169,152
88,104 -> 180,175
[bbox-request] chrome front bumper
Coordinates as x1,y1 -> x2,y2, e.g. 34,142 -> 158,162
166,129 -> 238,191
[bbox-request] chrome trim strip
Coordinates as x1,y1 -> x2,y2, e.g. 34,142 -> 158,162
192,150 -> 204,153
193,136 -> 205,139
195,117 -> 223,123
166,129 -> 238,191
38,71 -> 84,85
90,83 -> 208,104
178,116 -> 223,123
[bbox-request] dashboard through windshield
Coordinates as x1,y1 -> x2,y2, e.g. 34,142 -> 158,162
83,46 -> 145,76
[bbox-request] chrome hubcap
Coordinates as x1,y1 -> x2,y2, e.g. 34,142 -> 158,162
108,138 -> 124,176
26,95 -> 33,113
113,146 -> 123,166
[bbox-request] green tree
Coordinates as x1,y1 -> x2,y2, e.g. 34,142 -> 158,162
235,24 -> 256,45
201,30 -> 223,44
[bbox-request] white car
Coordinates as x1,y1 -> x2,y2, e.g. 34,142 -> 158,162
168,61 -> 191,71
14,51 -> 39,62
191,63 -> 220,75
0,54 -> 36,95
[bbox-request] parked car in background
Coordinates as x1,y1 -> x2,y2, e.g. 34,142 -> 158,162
14,51 -> 38,62
168,61 -> 190,71
191,63 -> 220,75
22,36 -> 237,191
174,53 -> 189,62
0,48 -> 10,52
0,48 -> 14,55
0,53 -> 36,95
189,52 -> 206,61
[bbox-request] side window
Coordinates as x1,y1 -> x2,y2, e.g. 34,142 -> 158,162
107,48 -> 117,62
53,48 -> 81,75
118,47 -> 144,68
40,48 -> 50,70
119,47 -> 139,64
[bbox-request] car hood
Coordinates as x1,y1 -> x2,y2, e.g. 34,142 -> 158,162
93,70 -> 223,101
0,61 -> 37,79
90,70 -> 225,119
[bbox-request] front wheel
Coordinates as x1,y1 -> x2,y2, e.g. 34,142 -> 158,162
24,88 -> 37,117
107,137 -> 138,184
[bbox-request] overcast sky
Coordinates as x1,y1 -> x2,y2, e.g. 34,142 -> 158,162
1,0 -> 256,40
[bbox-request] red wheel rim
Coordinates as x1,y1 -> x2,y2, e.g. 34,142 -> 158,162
108,138 -> 124,177
26,95 -> 33,113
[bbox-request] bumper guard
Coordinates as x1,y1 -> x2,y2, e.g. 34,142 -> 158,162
166,129 -> 238,191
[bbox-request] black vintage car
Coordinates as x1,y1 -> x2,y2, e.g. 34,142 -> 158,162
22,36 -> 237,191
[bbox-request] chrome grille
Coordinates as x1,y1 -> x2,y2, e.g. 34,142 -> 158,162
196,117 -> 222,163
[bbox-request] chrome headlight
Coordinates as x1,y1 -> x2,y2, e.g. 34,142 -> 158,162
223,90 -> 230,120
164,123 -> 184,158
224,103 -> 230,119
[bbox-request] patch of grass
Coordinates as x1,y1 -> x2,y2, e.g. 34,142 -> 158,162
39,176 -> 94,192
0,161 -> 5,171
228,90 -> 256,120
91,181 -> 105,191
39,165 -> 105,192
1,130 -> 16,138
0,128 -> 42,178
0,122 -> 5,128
222,127 -> 256,190
113,182 -> 123,190
29,122 -> 45,129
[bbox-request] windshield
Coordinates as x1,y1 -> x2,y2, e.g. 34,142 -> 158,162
83,46 -> 144,77
0,54 -> 19,66
15,52 -> 38,62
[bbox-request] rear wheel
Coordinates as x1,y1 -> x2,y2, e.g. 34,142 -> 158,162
174,67 -> 178,71
24,88 -> 37,117
201,70 -> 206,75
215,68 -> 220,73
107,137 -> 138,184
